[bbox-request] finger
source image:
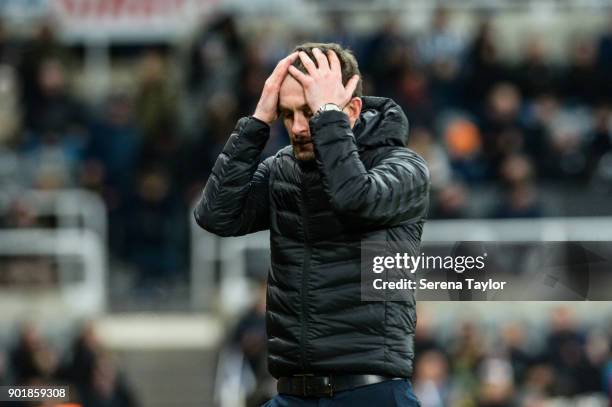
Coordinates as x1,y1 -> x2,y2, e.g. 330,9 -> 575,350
283,51 -> 299,66
344,74 -> 360,97
268,52 -> 298,85
298,51 -> 318,76
288,65 -> 311,86
270,54 -> 292,76
327,50 -> 341,76
276,52 -> 300,81
312,48 -> 330,71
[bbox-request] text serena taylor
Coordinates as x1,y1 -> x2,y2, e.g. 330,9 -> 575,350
372,278 -> 507,291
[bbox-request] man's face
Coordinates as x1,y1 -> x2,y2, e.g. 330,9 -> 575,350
279,75 -> 315,161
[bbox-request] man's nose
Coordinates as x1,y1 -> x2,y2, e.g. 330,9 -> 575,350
292,113 -> 310,136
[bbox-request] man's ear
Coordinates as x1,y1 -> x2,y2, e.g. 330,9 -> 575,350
346,97 -> 363,128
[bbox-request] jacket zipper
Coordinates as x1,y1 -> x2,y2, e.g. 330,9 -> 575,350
300,176 -> 311,371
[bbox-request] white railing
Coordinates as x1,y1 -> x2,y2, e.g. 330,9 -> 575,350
0,189 -> 107,242
0,189 -> 108,319
0,229 -> 106,318
422,217 -> 612,242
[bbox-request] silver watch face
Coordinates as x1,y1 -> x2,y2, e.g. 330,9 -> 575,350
321,103 -> 341,112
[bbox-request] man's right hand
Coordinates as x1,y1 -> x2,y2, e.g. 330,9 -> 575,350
253,52 -> 298,126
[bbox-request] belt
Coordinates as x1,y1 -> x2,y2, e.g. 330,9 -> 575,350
277,374 -> 403,398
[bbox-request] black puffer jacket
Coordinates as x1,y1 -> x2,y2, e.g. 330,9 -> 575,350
195,96 -> 430,378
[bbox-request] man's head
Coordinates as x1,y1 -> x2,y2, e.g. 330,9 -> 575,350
279,43 -> 363,161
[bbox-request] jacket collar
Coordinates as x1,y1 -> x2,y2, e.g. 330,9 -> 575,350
353,96 -> 409,150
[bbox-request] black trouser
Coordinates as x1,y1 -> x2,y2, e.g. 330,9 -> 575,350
262,379 -> 420,407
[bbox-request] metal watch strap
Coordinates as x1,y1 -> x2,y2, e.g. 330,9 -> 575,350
315,103 -> 342,117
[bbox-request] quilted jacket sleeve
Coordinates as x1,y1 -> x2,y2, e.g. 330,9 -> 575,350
310,111 -> 430,227
193,116 -> 272,237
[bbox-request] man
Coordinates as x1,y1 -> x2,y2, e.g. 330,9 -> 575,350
195,42 -> 429,406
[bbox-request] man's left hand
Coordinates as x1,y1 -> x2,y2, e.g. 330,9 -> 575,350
288,48 -> 360,114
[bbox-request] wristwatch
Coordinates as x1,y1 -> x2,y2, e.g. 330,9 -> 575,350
315,103 -> 342,117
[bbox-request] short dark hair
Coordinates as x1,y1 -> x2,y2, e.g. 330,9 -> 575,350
291,42 -> 362,97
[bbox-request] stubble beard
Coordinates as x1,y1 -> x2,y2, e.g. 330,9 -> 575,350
294,150 -> 315,161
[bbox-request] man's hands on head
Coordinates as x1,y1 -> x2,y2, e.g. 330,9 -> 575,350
253,48 -> 360,127
253,52 -> 299,126
289,48 -> 360,114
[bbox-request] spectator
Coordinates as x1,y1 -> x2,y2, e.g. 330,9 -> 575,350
0,18 -> 19,67
500,322 -> 532,385
545,307 -> 602,396
134,50 -> 179,141
25,57 -> 85,135
9,323 -> 58,384
186,91 -> 239,192
603,357 -> 612,401
521,94 -> 558,175
79,352 -> 139,407
237,44 -> 270,117
543,107 -> 590,180
418,7 -> 465,110
394,67 -> 435,128
360,16 -> 412,96
449,321 -> 486,398
596,12 -> 612,102
480,83 -> 525,176
492,154 -> 542,218
477,356 -> 515,407
418,7 -> 465,67
407,126 -> 452,189
413,350 -> 451,407
0,350 -> 7,386
513,36 -> 558,101
431,182 -> 470,219
442,115 -> 487,183
586,105 -> 612,176
19,57 -> 87,189
123,167 -> 186,289
408,125 -> 471,218
0,65 -> 21,147
597,11 -> 612,68
584,328 -> 611,393
463,19 -> 509,113
60,322 -> 103,398
186,13 -> 246,98
563,38 -> 602,106
18,22 -> 73,127
520,362 -> 555,403
82,92 -> 141,202
81,92 -> 142,256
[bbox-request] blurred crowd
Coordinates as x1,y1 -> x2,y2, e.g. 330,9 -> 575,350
0,8 -> 612,283
227,301 -> 612,406
0,322 -> 138,407
351,9 -> 612,219
411,306 -> 612,406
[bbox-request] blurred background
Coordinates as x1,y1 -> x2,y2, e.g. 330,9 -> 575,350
0,0 -> 611,406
